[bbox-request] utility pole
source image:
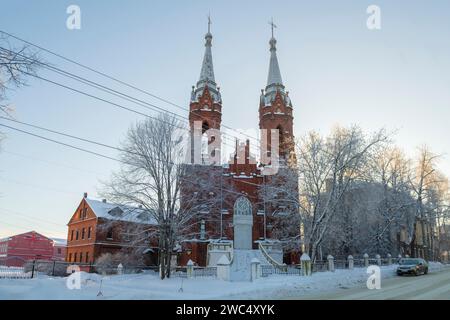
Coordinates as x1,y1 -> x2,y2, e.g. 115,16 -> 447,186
263,174 -> 267,240
220,165 -> 224,239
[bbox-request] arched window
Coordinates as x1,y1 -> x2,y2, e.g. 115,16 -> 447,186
233,197 -> 252,216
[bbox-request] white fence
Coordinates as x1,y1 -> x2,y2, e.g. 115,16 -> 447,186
0,266 -> 31,279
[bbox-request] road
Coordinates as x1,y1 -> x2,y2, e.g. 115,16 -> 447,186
292,268 -> 450,300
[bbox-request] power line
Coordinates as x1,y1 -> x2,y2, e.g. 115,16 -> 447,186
20,68 -> 240,150
2,150 -> 109,176
0,206 -> 66,228
0,176 -> 80,196
0,217 -> 63,236
1,117 -> 284,195
0,122 -> 260,200
0,34 -> 261,147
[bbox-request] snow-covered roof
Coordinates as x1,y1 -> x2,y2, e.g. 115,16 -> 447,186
85,198 -> 157,225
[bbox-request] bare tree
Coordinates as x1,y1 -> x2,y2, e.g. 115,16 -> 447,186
0,35 -> 41,118
101,113 -> 222,279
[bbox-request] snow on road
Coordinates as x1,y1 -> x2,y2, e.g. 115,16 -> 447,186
297,264 -> 450,300
0,263 -> 447,300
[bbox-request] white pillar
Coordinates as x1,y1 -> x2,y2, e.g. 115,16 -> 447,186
363,253 -> 369,267
300,253 -> 312,276
347,255 -> 354,270
376,254 -> 381,266
186,259 -> 194,279
117,263 -> 123,275
327,255 -> 335,272
387,254 -> 392,265
216,255 -> 231,281
251,258 -> 261,282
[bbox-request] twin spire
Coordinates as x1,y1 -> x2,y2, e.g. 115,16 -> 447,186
195,17 -> 285,96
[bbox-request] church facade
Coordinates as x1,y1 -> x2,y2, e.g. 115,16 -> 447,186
178,23 -> 299,267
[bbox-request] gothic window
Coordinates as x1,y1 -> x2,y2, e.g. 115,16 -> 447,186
233,196 -> 252,216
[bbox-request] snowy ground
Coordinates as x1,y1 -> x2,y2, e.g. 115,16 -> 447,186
0,263 -> 448,300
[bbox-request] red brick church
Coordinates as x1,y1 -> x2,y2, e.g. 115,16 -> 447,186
178,22 -> 299,267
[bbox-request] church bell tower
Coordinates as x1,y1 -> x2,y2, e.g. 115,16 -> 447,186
259,20 -> 295,163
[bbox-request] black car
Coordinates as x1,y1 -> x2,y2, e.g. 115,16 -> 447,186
396,258 -> 429,276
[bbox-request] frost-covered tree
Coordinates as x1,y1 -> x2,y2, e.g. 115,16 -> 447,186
409,146 -> 443,259
101,114 -> 222,279
263,125 -> 388,261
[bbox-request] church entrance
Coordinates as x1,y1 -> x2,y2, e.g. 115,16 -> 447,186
233,196 -> 253,250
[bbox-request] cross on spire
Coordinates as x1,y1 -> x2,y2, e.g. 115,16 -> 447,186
269,18 -> 277,38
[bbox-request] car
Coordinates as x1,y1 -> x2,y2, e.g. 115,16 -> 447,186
396,258 -> 429,276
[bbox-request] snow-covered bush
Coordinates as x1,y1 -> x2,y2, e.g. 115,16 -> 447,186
94,251 -> 145,275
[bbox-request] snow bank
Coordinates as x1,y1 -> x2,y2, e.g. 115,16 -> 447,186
0,264 -> 447,300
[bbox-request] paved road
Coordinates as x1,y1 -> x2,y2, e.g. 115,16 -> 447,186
293,268 -> 450,300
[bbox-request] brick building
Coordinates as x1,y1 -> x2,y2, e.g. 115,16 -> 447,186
0,231 -> 66,267
65,194 -> 158,265
177,23 -> 299,266
51,238 -> 67,261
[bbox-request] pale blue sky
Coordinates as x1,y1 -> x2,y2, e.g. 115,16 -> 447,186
1,0 -> 449,238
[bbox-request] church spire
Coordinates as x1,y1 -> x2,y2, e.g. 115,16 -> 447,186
198,15 -> 216,87
189,16 -> 222,139
259,19 -> 294,162
266,19 -> 283,88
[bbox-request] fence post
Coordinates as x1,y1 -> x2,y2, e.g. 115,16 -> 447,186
387,254 -> 392,265
327,255 -> 335,272
186,259 -> 194,279
363,253 -> 369,267
216,255 -> 230,281
52,261 -> 56,277
117,263 -> 123,275
251,258 -> 261,282
31,260 -> 36,279
348,255 -> 354,270
376,254 -> 381,266
300,253 -> 312,276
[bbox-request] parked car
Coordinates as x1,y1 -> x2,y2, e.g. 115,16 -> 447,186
396,258 -> 429,276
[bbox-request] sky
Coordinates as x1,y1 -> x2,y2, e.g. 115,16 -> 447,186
0,0 -> 449,239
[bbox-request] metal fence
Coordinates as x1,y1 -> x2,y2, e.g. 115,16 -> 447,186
311,261 -> 329,273
261,265 -> 302,277
193,267 -> 217,278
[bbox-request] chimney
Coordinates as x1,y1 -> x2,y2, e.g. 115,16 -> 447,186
83,192 -> 88,198
102,199 -> 107,203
